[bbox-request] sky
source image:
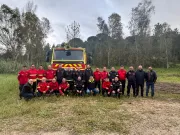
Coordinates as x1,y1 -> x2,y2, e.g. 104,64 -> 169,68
0,0 -> 180,45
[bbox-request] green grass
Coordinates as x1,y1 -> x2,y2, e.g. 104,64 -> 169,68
0,68 -> 180,134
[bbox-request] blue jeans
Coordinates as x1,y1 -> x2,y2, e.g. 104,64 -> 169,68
22,93 -> 34,100
86,88 -> 99,95
146,82 -> 155,97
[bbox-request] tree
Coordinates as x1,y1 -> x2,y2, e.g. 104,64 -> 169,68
97,17 -> 109,35
108,13 -> 123,39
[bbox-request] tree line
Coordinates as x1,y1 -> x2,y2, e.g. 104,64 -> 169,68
0,0 -> 180,69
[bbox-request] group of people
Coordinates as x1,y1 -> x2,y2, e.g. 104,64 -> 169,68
17,64 -> 157,101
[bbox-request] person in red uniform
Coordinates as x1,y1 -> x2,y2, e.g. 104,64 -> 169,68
37,77 -> 49,97
28,64 -> 38,93
17,66 -> 28,99
101,67 -> 108,82
45,65 -> 55,83
102,78 -> 112,97
59,78 -> 70,96
117,65 -> 127,95
37,65 -> 45,84
93,68 -> 101,91
49,78 -> 59,96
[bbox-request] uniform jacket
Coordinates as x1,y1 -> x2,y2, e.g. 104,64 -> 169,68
117,69 -> 126,81
74,80 -> 84,90
37,82 -> 49,92
45,69 -> 55,81
102,81 -> 111,89
101,71 -> 108,81
75,70 -> 84,81
28,69 -> 38,82
18,70 -> 28,85
59,82 -> 69,90
135,70 -> 145,85
111,81 -> 121,90
87,79 -> 96,89
65,70 -> 73,80
84,68 -> 93,81
37,69 -> 45,80
56,68 -> 66,81
109,71 -> 118,81
126,70 -> 136,83
93,71 -> 101,81
49,82 -> 59,91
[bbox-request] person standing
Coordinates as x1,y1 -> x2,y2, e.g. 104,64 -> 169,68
27,64 -> 38,93
109,67 -> 118,82
75,67 -> 84,81
126,66 -> 136,97
145,67 -> 157,97
84,65 -> 93,90
45,65 -> 55,83
101,67 -> 108,82
117,65 -> 126,95
56,64 -> 66,84
37,65 -> 45,84
17,66 -> 28,99
93,68 -> 101,91
135,65 -> 145,97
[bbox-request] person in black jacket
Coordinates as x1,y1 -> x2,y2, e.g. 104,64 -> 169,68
56,64 -> 66,84
135,65 -> 145,97
111,77 -> 122,98
74,76 -> 84,96
145,67 -> 157,97
109,67 -> 118,82
84,65 -> 93,90
21,79 -> 34,101
75,67 -> 84,81
86,76 -> 99,96
65,67 -> 74,90
126,66 -> 136,97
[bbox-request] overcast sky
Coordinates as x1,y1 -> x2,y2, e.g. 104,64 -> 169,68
0,0 -> 180,45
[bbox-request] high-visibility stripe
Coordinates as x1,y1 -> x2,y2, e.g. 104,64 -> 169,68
73,64 -> 77,67
30,74 -> 36,76
55,64 -> 59,67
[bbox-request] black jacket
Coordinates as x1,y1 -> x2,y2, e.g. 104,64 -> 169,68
126,70 -> 136,83
56,68 -> 66,81
75,70 -> 84,81
21,82 -> 33,94
87,80 -> 95,89
111,81 -> 121,90
84,68 -> 93,81
75,80 -> 84,90
109,71 -> 117,81
135,70 -> 145,85
65,70 -> 73,81
145,70 -> 157,83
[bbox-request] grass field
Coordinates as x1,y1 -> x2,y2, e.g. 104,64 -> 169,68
0,68 -> 180,135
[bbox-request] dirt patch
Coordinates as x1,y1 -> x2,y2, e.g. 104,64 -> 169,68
122,99 -> 180,135
156,82 -> 180,94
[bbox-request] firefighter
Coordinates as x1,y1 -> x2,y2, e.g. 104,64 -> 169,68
102,78 -> 112,97
37,65 -> 45,84
59,78 -> 70,96
117,65 -> 127,95
93,68 -> 101,91
21,79 -> 34,101
145,67 -> 157,97
111,77 -> 122,98
37,77 -> 49,97
49,78 -> 59,96
101,67 -> 108,82
86,76 -> 99,96
126,66 -> 136,97
56,64 -> 66,84
74,76 -> 84,96
84,65 -> 93,90
109,67 -> 118,82
72,68 -> 77,81
65,67 -> 74,90
135,65 -> 145,97
45,65 -> 55,83
28,64 -> 38,93
75,67 -> 84,81
17,66 -> 28,99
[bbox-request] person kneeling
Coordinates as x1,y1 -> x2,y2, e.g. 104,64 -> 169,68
49,78 -> 59,96
86,76 -> 99,96
111,77 -> 122,98
37,77 -> 49,97
102,78 -> 112,97
74,76 -> 84,96
21,79 -> 34,101
59,78 -> 70,96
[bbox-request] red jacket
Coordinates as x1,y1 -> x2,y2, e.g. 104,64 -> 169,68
59,82 -> 69,90
37,69 -> 45,80
37,82 -> 49,92
102,81 -> 111,89
101,71 -> 108,81
45,69 -> 55,81
28,69 -> 38,82
18,70 -> 28,85
118,69 -> 126,81
49,82 -> 59,91
93,71 -> 101,81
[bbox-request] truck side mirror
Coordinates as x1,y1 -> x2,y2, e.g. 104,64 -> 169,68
46,51 -> 51,62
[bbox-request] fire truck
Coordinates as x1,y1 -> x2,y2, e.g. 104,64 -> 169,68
46,44 -> 90,70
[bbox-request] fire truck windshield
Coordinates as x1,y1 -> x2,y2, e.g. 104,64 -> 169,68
53,50 -> 84,61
